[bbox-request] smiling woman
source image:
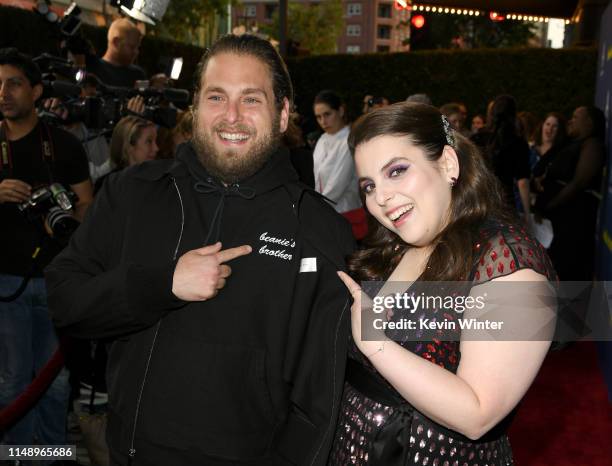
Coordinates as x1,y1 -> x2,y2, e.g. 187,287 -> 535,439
328,102 -> 558,466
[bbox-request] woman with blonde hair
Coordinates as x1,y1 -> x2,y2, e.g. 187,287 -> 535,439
94,116 -> 158,193
109,116 -> 158,169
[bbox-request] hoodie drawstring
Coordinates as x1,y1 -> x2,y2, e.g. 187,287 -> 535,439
194,178 -> 256,244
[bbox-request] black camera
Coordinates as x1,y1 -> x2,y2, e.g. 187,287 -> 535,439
34,54 -> 120,129
34,54 -> 190,130
85,82 -> 189,129
123,82 -> 190,129
19,183 -> 79,243
64,94 -> 121,129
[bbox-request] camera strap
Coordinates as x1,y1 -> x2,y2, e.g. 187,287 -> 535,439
0,119 -> 55,182
0,121 -> 13,176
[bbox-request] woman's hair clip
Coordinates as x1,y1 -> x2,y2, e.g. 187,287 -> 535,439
441,115 -> 456,148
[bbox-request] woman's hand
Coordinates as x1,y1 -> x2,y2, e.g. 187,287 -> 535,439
337,271 -> 387,358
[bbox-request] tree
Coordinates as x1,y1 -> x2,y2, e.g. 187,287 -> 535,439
406,14 -> 537,50
262,0 -> 343,55
469,17 -> 537,48
149,0 -> 233,47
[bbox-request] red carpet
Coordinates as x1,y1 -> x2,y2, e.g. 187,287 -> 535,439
509,342 -> 612,465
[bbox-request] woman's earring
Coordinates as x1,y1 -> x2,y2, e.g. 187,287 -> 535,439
449,176 -> 457,187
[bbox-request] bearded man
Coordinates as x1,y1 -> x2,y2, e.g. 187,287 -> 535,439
46,35 -> 354,466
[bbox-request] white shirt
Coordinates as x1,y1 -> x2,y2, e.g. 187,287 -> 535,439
312,125 -> 361,213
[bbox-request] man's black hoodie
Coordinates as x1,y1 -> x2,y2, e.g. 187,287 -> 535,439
46,143 -> 355,465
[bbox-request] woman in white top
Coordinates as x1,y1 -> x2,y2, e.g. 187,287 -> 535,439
312,90 -> 361,213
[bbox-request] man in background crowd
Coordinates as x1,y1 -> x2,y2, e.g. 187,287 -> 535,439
0,47 -> 92,449
86,18 -> 145,88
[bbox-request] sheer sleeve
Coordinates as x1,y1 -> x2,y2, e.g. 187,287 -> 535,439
471,222 -> 556,285
461,222 -> 558,342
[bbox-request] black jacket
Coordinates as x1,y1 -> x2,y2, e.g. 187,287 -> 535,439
46,143 -> 355,465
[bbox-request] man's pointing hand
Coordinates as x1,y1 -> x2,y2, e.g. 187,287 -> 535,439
172,242 -> 252,301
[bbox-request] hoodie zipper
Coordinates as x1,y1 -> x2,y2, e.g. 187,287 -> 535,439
128,176 -> 185,462
282,182 -> 348,465
310,297 -> 350,466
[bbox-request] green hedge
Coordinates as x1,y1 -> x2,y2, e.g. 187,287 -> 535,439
1,6 -> 597,119
286,47 -> 598,120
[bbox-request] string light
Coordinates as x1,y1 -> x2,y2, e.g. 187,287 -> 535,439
410,4 -> 482,17
409,4 -> 571,24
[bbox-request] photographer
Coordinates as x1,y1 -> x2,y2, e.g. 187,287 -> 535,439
50,73 -> 113,183
86,18 -> 145,88
0,47 -> 92,447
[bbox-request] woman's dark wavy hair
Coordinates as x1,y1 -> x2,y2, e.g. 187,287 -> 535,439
347,102 -> 513,282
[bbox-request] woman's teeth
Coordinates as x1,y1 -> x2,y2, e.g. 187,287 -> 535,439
389,205 -> 414,221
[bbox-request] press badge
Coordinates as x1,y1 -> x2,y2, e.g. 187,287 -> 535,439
299,257 -> 317,273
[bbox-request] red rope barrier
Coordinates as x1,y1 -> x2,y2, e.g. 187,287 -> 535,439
0,346 -> 65,432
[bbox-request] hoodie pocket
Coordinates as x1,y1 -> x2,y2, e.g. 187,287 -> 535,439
142,341 -> 276,458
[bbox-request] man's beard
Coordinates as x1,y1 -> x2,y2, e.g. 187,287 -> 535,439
0,103 -> 32,122
192,114 -> 281,184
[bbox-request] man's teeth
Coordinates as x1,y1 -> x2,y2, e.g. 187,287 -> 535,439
219,132 -> 249,141
389,205 -> 414,221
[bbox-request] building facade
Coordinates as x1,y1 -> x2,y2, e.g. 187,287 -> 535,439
231,0 -> 411,54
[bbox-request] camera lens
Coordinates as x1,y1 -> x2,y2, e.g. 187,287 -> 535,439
47,206 -> 79,242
